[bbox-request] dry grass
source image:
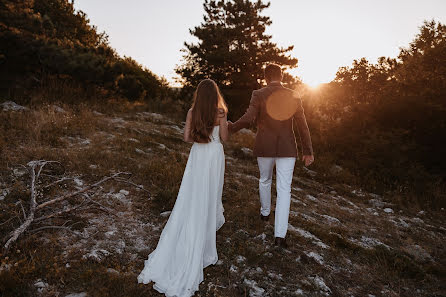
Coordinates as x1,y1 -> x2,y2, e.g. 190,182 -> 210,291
0,98 -> 445,297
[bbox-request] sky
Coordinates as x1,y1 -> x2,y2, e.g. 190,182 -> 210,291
74,0 -> 446,87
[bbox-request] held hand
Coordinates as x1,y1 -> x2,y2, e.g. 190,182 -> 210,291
227,121 -> 233,134
302,155 -> 314,167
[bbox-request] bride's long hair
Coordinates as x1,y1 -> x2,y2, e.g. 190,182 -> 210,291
191,79 -> 228,143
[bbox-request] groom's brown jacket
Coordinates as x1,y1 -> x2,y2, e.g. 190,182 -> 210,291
230,82 -> 313,158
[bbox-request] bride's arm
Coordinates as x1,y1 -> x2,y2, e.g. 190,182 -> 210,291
184,109 -> 193,143
218,109 -> 228,142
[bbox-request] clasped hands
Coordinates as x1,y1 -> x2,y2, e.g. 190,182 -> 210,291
227,121 -> 314,167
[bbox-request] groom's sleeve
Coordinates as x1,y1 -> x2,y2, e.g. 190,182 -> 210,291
293,98 -> 313,156
231,91 -> 260,133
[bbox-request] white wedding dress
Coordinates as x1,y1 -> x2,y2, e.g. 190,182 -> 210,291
137,126 -> 225,297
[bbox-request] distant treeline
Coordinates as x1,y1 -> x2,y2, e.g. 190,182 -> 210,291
0,0 -> 169,102
304,20 -> 446,208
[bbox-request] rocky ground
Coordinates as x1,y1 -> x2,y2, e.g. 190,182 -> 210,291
0,101 -> 445,297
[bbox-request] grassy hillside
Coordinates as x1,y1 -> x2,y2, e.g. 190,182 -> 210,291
0,100 -> 444,297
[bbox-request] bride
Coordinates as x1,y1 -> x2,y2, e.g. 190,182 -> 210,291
137,79 -> 228,297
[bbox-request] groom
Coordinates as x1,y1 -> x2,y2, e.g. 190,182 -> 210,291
228,64 -> 314,248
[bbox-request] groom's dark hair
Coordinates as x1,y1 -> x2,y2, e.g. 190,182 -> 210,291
264,64 -> 282,81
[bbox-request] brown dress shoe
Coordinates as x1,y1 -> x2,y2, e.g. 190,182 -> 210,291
260,214 -> 269,221
274,237 -> 288,248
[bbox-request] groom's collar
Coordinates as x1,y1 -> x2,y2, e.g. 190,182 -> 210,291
268,81 -> 282,86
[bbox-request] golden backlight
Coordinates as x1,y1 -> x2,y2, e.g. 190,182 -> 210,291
265,89 -> 300,121
306,83 -> 321,90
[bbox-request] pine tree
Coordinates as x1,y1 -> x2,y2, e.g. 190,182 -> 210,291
176,0 -> 298,90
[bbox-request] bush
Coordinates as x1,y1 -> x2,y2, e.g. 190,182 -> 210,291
118,75 -> 144,101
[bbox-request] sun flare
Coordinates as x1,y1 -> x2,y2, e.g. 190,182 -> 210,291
306,82 -> 322,89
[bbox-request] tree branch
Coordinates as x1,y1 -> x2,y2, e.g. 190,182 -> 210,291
37,172 -> 129,210
4,161 -> 41,250
3,164 -> 132,251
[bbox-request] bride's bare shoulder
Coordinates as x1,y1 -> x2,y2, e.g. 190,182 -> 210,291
214,108 -> 226,126
185,108 -> 193,124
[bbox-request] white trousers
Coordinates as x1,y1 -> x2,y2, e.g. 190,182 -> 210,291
257,157 -> 296,238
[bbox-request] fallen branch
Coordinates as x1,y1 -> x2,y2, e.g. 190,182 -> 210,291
42,177 -> 75,189
3,162 -> 135,251
4,161 -> 41,250
17,200 -> 27,220
0,215 -> 19,227
30,225 -> 78,234
113,177 -> 151,195
36,172 -> 129,210
84,196 -> 117,216
86,204 -> 118,217
34,203 -> 87,222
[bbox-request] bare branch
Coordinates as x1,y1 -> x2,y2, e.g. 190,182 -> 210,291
4,162 -> 39,250
37,172 -> 130,210
34,203 -> 86,222
0,216 -> 18,227
42,177 -> 75,189
113,177 -> 151,195
17,200 -> 26,220
84,197 -> 118,217
3,163 -> 137,251
29,225 -> 77,234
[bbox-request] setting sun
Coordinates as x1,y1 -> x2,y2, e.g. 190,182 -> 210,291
305,82 -> 323,90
